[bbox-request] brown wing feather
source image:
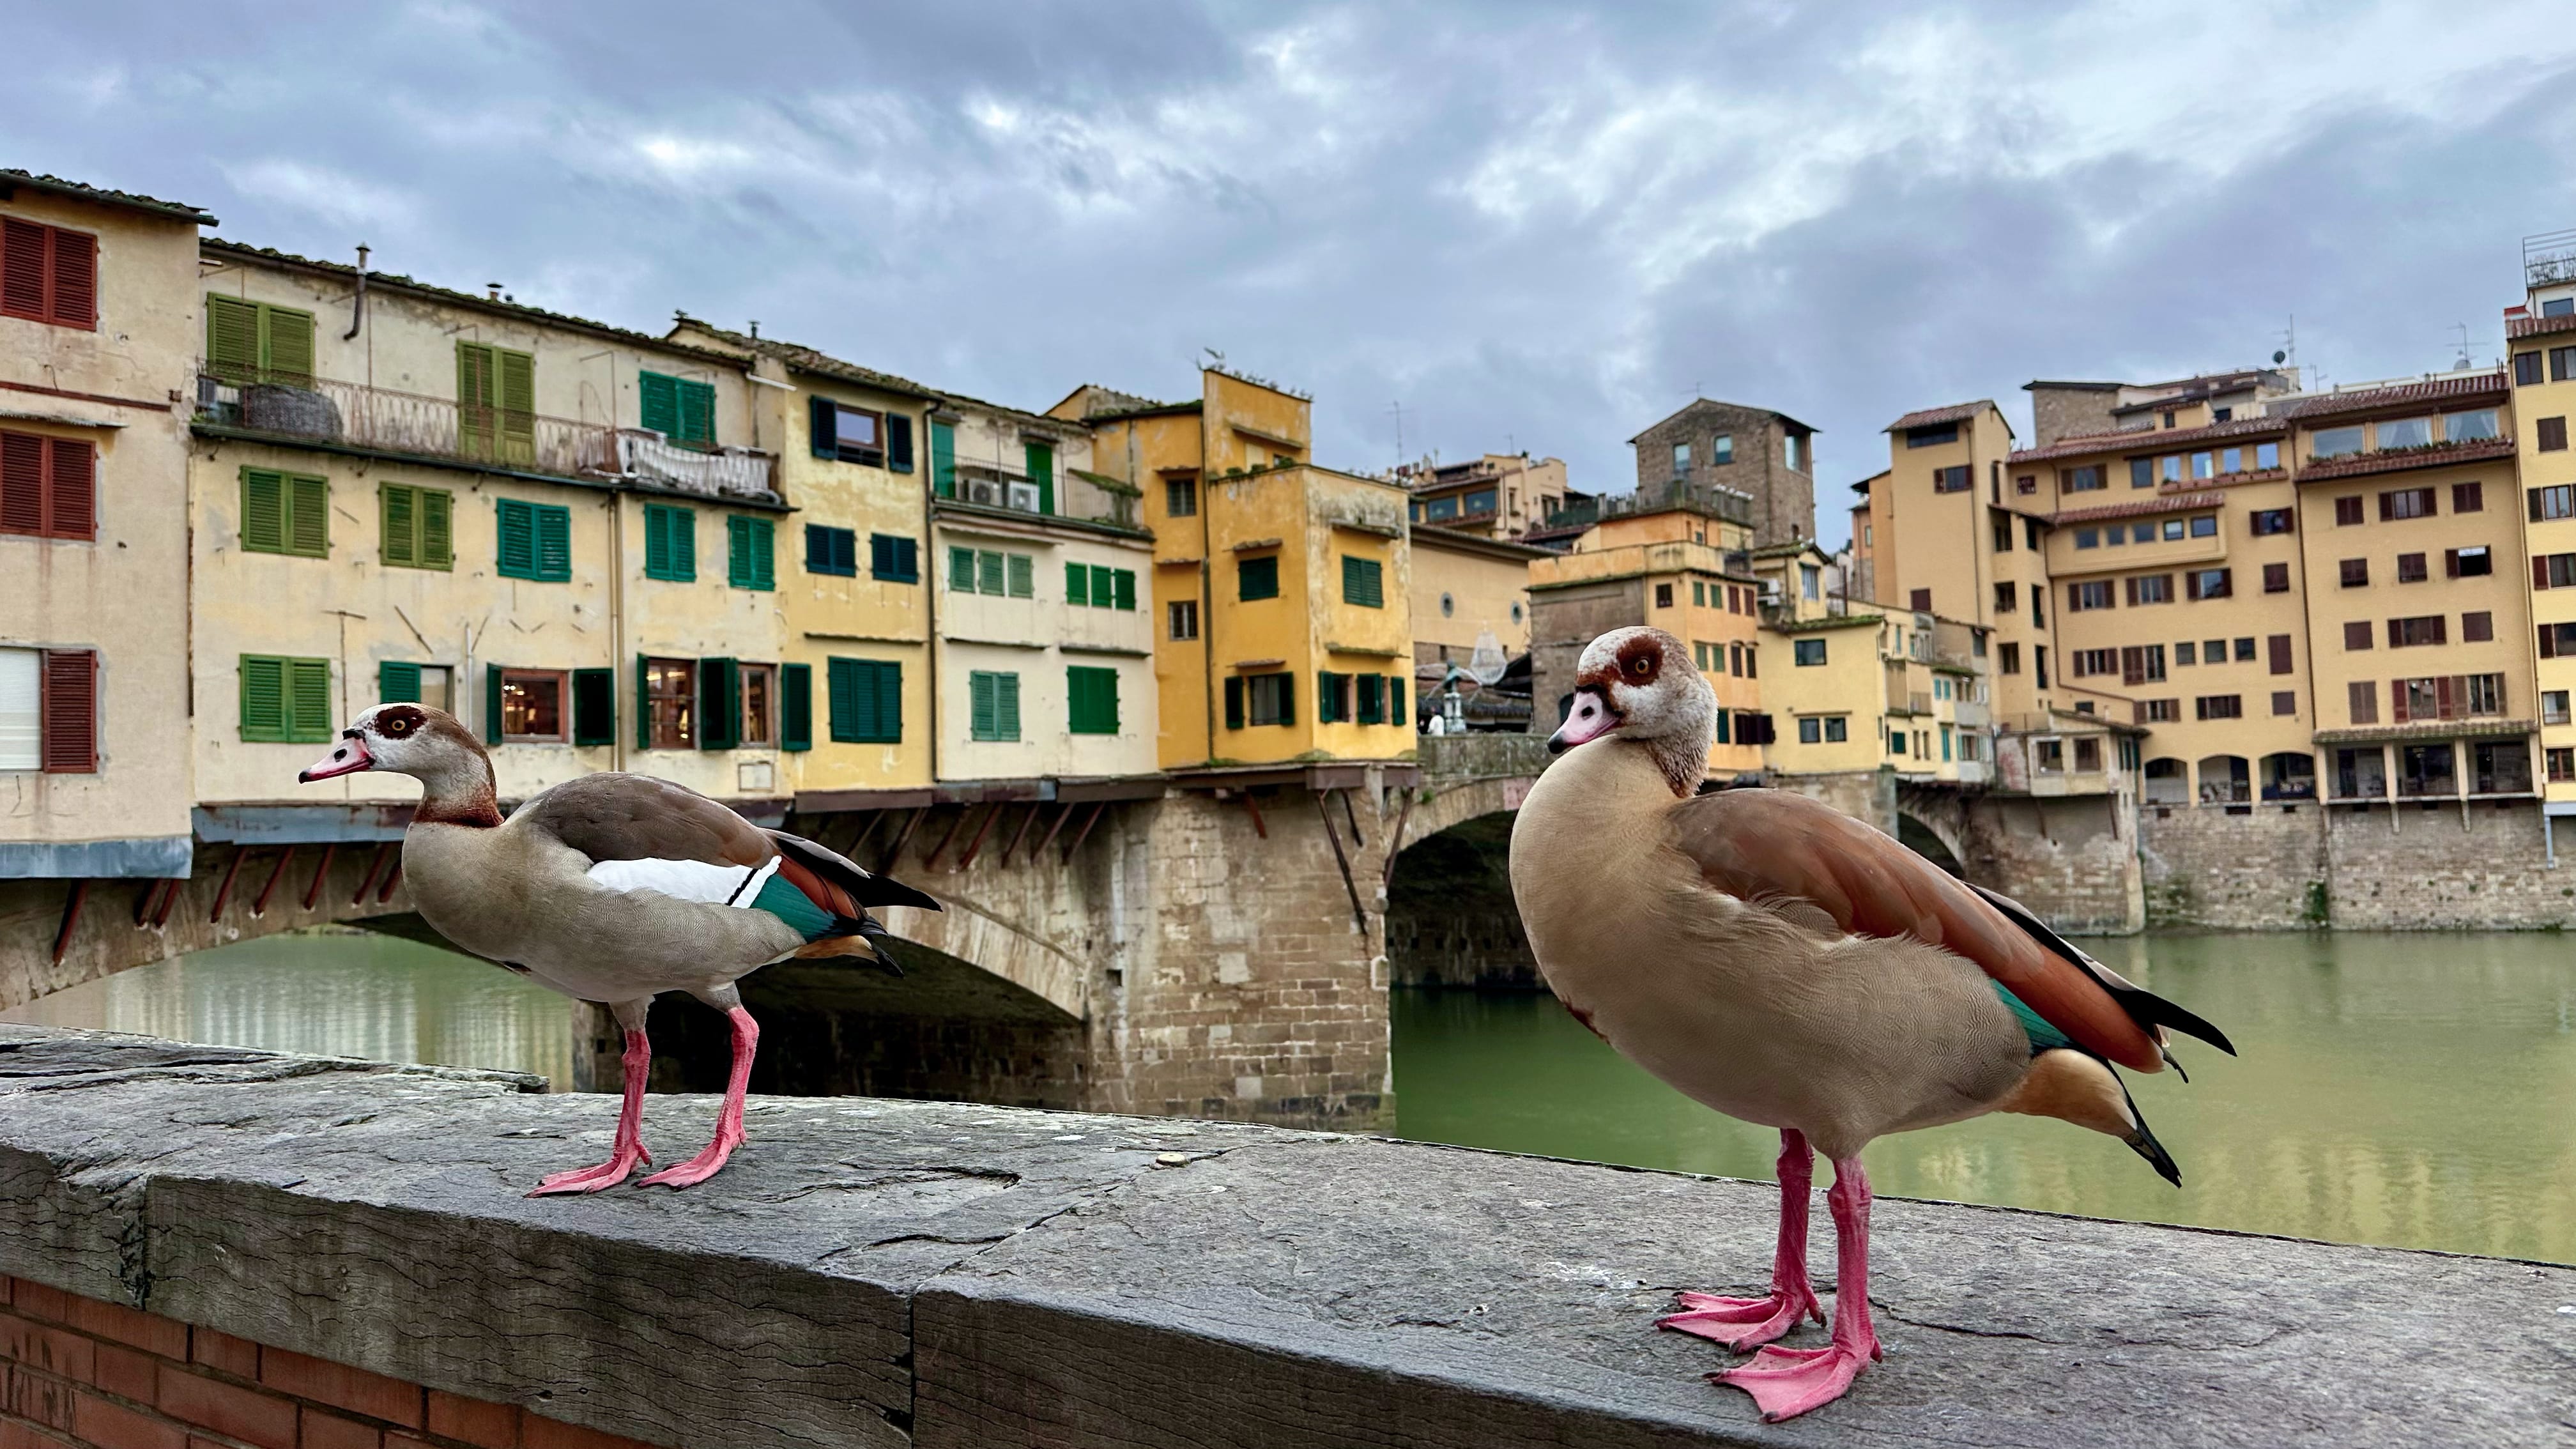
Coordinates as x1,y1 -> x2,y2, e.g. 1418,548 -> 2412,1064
515,773 -> 776,870
1670,788 -> 2165,1072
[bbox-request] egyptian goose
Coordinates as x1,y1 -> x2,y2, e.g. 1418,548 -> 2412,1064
1508,627 -> 2231,1422
299,703 -> 936,1193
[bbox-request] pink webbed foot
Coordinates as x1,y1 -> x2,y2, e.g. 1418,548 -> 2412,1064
1659,1287 -> 1825,1352
634,1124 -> 741,1189
1714,1339 -> 1874,1422
528,1144 -> 651,1197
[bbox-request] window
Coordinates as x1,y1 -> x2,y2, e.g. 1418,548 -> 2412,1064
2250,508 -> 2292,536
1068,666 -> 1121,735
2340,558 -> 2369,588
1931,466 -> 1971,493
2312,425 -> 2364,459
2231,637 -> 2255,662
1802,564 -> 1820,601
2462,611 -> 2494,643
0,647 -> 96,772
2379,487 -> 2434,521
733,663 -> 776,746
1893,730 -> 1912,757
2120,645 -> 2167,685
2556,749 -> 2576,784
2067,581 -> 2112,611
2557,347 -> 2576,383
1671,441 -> 1690,473
2140,699 -> 2179,723
808,397 -> 893,468
2072,648 -> 2116,678
2542,554 -> 2576,588
2271,690 -> 2296,717
1656,583 -> 1675,608
1905,423 -> 1958,448
2345,680 -> 2381,726
0,431 -> 96,540
1691,580 -> 1705,607
1238,554 -> 1280,601
871,533 -> 919,583
2334,496 -> 2365,526
2176,641 -> 2197,665
2,220 -> 98,329
2532,484 -> 2576,520
2444,411 -> 2499,445
2132,523 -> 2156,543
238,654 -> 332,743
2388,615 -> 2446,648
826,657 -> 901,743
2476,740 -> 2534,795
1793,638 -> 1827,666
2016,473 -> 2038,496
205,294 -> 317,388
377,661 -> 455,714
1228,671 -> 1295,728
2062,466 -> 2104,493
2548,691 -> 2572,726
641,658 -> 696,748
638,371 -> 716,450
724,516 -> 775,590
804,525 -> 856,577
2263,562 -> 2289,593
1708,434 -> 1732,464
2517,352 -> 2545,387
968,671 -> 1022,741
2255,441 -> 2280,470
1423,495 -> 1459,522
1166,477 -> 1197,517
455,342 -> 535,466
645,504 -> 698,581
1729,641 -> 1745,677
2546,623 -> 2576,659
1910,587 -> 1933,612
930,420 -> 957,495
2396,552 -> 2428,583
239,467 -> 329,558
495,669 -> 567,742
2128,574 -> 2174,605
1342,555 -> 1384,608
2343,620 -> 2373,651
1994,581 -> 2017,613
2128,458 -> 2153,489
2191,452 -> 2214,480
2161,518 -> 2184,541
1998,642 -> 2020,675
2267,634 -> 2292,675
2025,518 -> 2042,550
2195,694 -> 2242,721
2185,569 -> 2231,601
1798,716 -> 1821,744
953,548 -> 1035,597
1784,434 -> 1801,470
2541,418 -> 2570,454
2074,737 -> 2102,772
1169,599 -> 1199,640
2076,528 -> 2099,549
376,483 -> 452,570
2189,515 -> 2218,538
496,499 -> 572,581
2161,455 -> 2183,482
2376,417 -> 2432,450
1066,562 -> 1138,610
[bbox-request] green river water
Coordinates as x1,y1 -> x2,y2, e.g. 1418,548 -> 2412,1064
9,930 -> 2572,1264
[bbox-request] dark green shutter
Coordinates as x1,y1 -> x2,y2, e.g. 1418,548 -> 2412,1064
381,486 -> 417,567
1025,442 -> 1054,515
379,661 -> 421,703
996,673 -> 1020,740
288,475 -> 329,556
286,659 -> 330,742
636,654 -> 652,750
827,657 -> 857,742
1068,666 -> 1118,734
809,395 -> 837,457
535,504 -> 571,580
1224,677 -> 1244,730
977,550 -> 1004,595
645,504 -> 695,581
970,672 -> 996,740
573,668 -> 615,746
931,421 -> 956,497
781,663 -> 812,751
498,500 -> 535,578
645,505 -> 671,578
1066,562 -> 1089,605
422,490 -> 452,568
1388,675 -> 1406,723
240,468 -> 285,552
949,546 -> 977,591
886,414 -> 914,473
1317,671 -> 1338,723
676,379 -> 714,448
640,371 -> 680,438
1239,555 -> 1278,601
729,516 -> 774,590
1343,555 -> 1383,608
1358,673 -> 1384,724
239,656 -> 285,740
700,657 -> 740,749
484,663 -> 505,742
1279,672 -> 1294,726
1113,569 -> 1135,611
1007,553 -> 1032,599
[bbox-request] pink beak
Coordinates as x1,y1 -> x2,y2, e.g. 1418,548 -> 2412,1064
1547,687 -> 1620,755
300,733 -> 374,783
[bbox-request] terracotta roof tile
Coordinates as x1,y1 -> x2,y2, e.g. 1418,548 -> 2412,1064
2051,491 -> 2226,526
1,169 -> 216,224
2507,310 -> 2576,341
2274,371 -> 2507,421
2011,413 -> 2287,466
2294,437 -> 2517,482
680,321 -> 938,399
1883,401 -> 1993,433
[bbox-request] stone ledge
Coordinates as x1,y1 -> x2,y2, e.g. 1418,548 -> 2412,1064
1,1024 -> 2570,1448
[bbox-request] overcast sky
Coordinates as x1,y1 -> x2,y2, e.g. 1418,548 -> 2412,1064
14,2 -> 2576,546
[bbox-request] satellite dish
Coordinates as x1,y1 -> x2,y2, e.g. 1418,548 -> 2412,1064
2272,350 -> 2287,364
1467,629 -> 1509,686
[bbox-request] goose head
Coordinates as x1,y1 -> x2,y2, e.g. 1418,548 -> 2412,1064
300,704 -> 496,804
1548,627 -> 1716,790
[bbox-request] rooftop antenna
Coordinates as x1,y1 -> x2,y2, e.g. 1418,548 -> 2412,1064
2450,323 -> 2472,371
1388,400 -> 1408,463
2272,316 -> 2297,382
748,319 -> 760,339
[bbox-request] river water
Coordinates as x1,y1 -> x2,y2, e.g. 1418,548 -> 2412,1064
9,929 -> 2572,1264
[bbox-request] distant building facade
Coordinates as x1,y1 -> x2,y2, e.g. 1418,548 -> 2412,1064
1627,398 -> 1818,549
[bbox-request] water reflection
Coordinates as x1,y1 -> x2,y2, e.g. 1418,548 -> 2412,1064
2,931 -> 574,1089
1391,932 -> 2576,1264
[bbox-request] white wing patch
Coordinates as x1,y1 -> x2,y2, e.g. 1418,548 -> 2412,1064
585,855 -> 781,908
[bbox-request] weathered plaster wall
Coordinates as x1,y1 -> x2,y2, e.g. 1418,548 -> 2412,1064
2140,797 -> 2576,929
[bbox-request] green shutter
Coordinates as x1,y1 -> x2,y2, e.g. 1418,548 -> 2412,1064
645,503 -> 696,581
1239,555 -> 1278,601
949,546 -> 977,592
996,672 -> 1020,740
239,656 -> 285,741
636,654 -> 652,751
1006,553 -> 1032,599
886,413 -> 914,473
283,659 -> 330,742
1279,671 -> 1295,726
827,657 -> 857,742
421,489 -> 452,569
975,550 -> 1001,595
638,371 -> 680,439
1343,555 -> 1383,608
264,305 -> 315,385
1066,561 -> 1089,606
208,295 -> 260,383
497,500 -> 535,578
1388,675 -> 1406,724
288,475 -> 329,557
381,485 -> 417,567
457,342 -> 496,457
808,394 -> 837,457
672,505 -> 694,579
700,657 -> 740,749
931,421 -> 957,497
1316,671 -> 1339,723
1112,569 -> 1135,611
486,662 -> 505,742
875,661 -> 902,742
497,348 -> 536,465
572,667 -> 616,746
535,503 -> 571,580
969,672 -> 996,740
1358,673 -> 1384,724
1068,666 -> 1119,735
1025,443 -> 1055,515
1224,676 -> 1245,731
728,516 -> 774,590
240,468 -> 285,553
677,379 -> 715,448
780,663 -> 812,751
379,661 -> 422,704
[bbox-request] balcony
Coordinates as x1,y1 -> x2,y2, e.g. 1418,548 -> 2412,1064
1542,479 -> 1752,532
194,369 -> 776,501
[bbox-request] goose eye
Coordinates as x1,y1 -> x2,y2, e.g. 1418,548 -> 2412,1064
1627,657 -> 1651,677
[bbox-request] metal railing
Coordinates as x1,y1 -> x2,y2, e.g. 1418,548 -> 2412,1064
2525,227 -> 2576,289
1542,478 -> 1753,532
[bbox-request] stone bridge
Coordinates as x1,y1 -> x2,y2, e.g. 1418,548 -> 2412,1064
0,1025 -> 2557,1449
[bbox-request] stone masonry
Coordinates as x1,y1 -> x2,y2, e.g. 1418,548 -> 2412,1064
1627,399 -> 1818,548
2142,797 -> 2576,929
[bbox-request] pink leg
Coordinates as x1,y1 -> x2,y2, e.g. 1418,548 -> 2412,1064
637,1006 -> 758,1189
530,1029 -> 655,1196
1660,1130 -> 1825,1351
1715,1155 -> 1882,1422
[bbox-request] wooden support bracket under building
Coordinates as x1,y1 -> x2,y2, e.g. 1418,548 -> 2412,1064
208,847 -> 251,923
351,845 -> 392,905
1062,801 -> 1107,861
997,802 -> 1042,867
250,845 -> 296,917
51,880 -> 91,966
1034,801 -> 1078,858
878,807 -> 928,876
921,807 -> 970,872
376,860 -> 403,903
1381,787 -> 1414,892
1315,791 -> 1368,933
302,843 -> 337,911
954,804 -> 1002,871
1241,792 -> 1267,839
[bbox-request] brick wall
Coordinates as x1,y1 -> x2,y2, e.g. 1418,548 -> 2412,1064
0,1275 -> 663,1449
2140,798 -> 2576,929
2138,801 -> 2327,927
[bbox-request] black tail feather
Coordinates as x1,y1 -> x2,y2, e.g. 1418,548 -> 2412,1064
2111,1065 -> 2182,1188
1966,881 -> 2235,1057
769,829 -> 941,912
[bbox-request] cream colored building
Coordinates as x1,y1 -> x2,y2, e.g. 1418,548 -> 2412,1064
0,172 -> 210,880
1408,525 -> 1542,670
1397,452 -> 1580,539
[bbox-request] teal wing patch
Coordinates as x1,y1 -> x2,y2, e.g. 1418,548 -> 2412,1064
751,871 -> 835,942
1993,979 -> 2075,1054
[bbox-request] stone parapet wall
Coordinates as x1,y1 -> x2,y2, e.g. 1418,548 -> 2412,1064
2140,799 -> 2573,929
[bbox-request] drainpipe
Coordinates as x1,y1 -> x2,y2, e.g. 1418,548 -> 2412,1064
343,245 -> 369,340
610,490 -> 625,772
924,404 -> 942,788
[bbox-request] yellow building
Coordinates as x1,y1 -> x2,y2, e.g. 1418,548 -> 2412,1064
1397,452 -> 1581,539
190,242 -> 787,813
0,171 -> 211,880
668,321 -> 938,799
1525,484 -> 1766,779
2507,245 -> 2576,811
1408,524 -> 1542,673
1872,402 -> 2053,720
1061,369 -> 1413,769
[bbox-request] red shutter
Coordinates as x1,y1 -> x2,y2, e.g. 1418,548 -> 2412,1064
40,649 -> 96,774
2539,555 -> 2553,590
2389,680 -> 2407,723
0,430 -> 40,535
0,219 -> 43,319
2436,676 -> 2458,721
47,227 -> 95,329
2267,634 -> 2292,675
45,437 -> 93,538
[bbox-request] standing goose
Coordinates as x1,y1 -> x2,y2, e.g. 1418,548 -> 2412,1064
1508,627 -> 2232,1422
300,703 -> 937,1193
